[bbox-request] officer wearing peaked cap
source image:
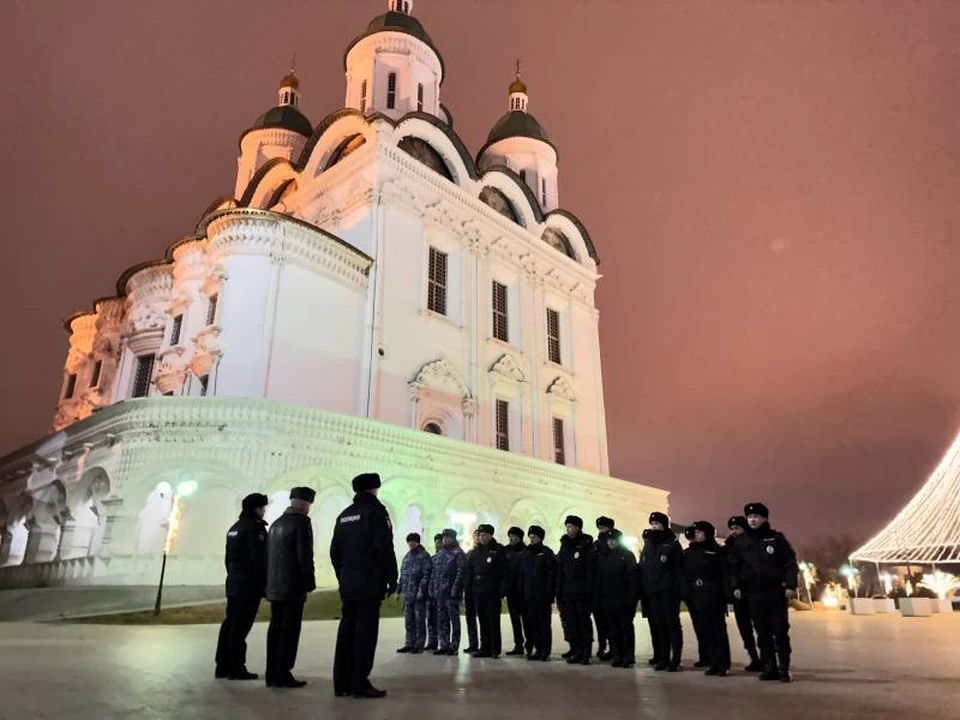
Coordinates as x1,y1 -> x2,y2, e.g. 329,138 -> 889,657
215,492 -> 268,681
725,515 -> 761,671
424,533 -> 444,652
330,473 -> 398,699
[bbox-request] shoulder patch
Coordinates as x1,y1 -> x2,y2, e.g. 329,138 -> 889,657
339,514 -> 361,524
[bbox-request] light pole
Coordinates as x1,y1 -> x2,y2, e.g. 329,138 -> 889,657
798,561 -> 816,605
153,480 -> 198,617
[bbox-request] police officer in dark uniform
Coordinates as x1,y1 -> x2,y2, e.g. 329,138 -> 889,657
330,473 -> 398,699
425,532 -> 444,652
521,525 -> 556,661
215,492 -> 268,680
504,526 -> 528,655
725,515 -> 762,671
464,523 -> 507,658
638,528 -> 662,666
597,529 -> 638,668
592,516 -> 615,660
683,521 -> 731,676
265,487 -> 316,688
639,511 -> 683,671
683,525 -> 708,668
462,529 -> 481,654
728,502 -> 799,683
556,515 -> 595,665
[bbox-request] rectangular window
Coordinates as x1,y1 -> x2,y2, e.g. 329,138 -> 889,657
360,80 -> 368,113
199,374 -> 209,397
547,308 -> 562,364
492,280 -> 509,342
64,374 -> 77,400
541,178 -> 548,206
132,355 -> 155,398
427,246 -> 448,316
90,360 -> 103,389
496,399 -> 510,451
553,417 -> 566,465
417,83 -> 424,112
170,314 -> 183,345
387,73 -> 397,109
206,294 -> 218,326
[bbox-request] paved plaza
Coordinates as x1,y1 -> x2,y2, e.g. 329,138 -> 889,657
0,611 -> 957,719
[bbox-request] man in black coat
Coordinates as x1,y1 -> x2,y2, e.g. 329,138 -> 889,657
264,487 -> 316,688
521,525 -> 556,661
462,529 -> 481,654
597,529 -> 638,668
330,473 -> 398,699
639,511 -> 684,671
727,502 -> 799,683
464,523 -> 507,658
683,521 -> 731,676
592,516 -> 615,660
503,526 -> 528,656
637,528 -> 662,666
556,515 -> 595,665
683,525 -> 708,668
215,492 -> 268,680
725,515 -> 762,671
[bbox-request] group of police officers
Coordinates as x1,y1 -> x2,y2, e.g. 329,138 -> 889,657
215,470 -> 800,699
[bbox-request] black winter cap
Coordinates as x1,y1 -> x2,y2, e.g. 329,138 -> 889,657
434,533 -> 444,541
684,526 -> 697,541
507,526 -> 524,538
693,520 -> 716,538
242,493 -> 269,511
352,473 -> 382,493
608,528 -> 623,540
289,487 -> 316,503
477,523 -> 495,535
441,528 -> 458,539
596,516 -> 614,529
527,525 -> 546,539
564,515 -> 584,529
727,515 -> 748,531
649,511 -> 669,527
744,502 -> 770,519
406,532 -> 421,543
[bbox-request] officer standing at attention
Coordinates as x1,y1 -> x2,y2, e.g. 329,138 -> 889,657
215,492 -> 268,681
637,528 -> 662,667
597,528 -> 638,669
683,521 -> 731,676
264,487 -> 316,689
424,533 -> 444,652
725,516 -> 762,671
464,523 -> 507,658
727,502 -> 799,683
330,473 -> 398,699
683,525 -> 708,668
462,528 -> 481,654
592,516 -> 615,661
640,511 -> 684,672
520,525 -> 556,661
430,528 -> 466,655
396,532 -> 432,654
556,515 -> 595,665
504,526 -> 528,656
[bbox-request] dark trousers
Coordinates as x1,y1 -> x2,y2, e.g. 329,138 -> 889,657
645,612 -> 662,661
436,597 -> 461,651
475,592 -> 502,656
265,596 -> 305,682
732,596 -> 760,662
704,603 -> 731,671
333,598 -> 382,694
506,594 -> 527,650
464,592 -> 479,649
524,598 -> 553,658
215,594 -> 261,674
690,608 -> 709,663
558,598 -> 571,646
563,595 -> 593,659
593,602 -> 610,652
647,590 -> 682,666
425,598 -> 438,649
604,605 -> 636,664
748,589 -> 791,671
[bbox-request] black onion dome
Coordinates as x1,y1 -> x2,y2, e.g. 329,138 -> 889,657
244,106 -> 313,138
478,111 -> 557,159
344,11 -> 445,80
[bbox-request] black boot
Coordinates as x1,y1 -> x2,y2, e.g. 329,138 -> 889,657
779,656 -> 792,683
506,647 -> 525,656
759,665 -> 780,681
744,658 -> 764,672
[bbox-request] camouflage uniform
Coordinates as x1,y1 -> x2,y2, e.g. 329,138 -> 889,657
430,543 -> 467,653
399,545 -> 433,650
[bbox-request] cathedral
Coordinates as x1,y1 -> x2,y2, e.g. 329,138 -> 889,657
0,1 -> 668,589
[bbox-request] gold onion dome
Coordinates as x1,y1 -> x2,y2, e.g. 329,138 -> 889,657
280,72 -> 299,90
509,77 -> 527,94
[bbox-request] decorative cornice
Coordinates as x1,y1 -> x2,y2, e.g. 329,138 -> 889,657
489,353 -> 526,384
410,357 -> 471,398
547,376 -> 577,403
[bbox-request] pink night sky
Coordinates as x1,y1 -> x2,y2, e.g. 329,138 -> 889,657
2,0 -> 960,542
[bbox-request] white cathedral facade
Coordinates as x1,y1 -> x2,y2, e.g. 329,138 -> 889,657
0,1 -> 668,589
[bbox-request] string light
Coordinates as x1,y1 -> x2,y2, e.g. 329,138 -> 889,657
919,570 -> 960,600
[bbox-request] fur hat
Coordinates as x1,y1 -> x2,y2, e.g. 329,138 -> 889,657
406,532 -> 421,544
727,515 -> 748,531
608,528 -> 623,541
507,526 -> 524,538
642,528 -> 652,539
693,520 -> 716,539
527,525 -> 546,540
564,515 -> 584,529
434,533 -> 444,541
744,502 -> 769,519
441,528 -> 458,540
289,487 -> 316,503
242,493 -> 269,511
596,516 -> 614,530
477,523 -> 495,535
352,473 -> 382,493
684,525 -> 697,541
649,511 -> 669,527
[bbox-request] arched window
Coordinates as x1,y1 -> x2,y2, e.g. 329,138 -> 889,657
423,422 -> 444,435
387,73 -> 397,110
479,186 -> 521,225
542,227 -> 576,260
325,134 -> 367,170
398,136 -> 454,181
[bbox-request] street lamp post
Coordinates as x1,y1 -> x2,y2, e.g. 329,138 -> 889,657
153,480 -> 198,617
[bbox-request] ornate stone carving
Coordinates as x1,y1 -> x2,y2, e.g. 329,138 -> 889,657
490,353 -> 526,384
410,357 -> 471,398
547,376 -> 577,403
126,303 -> 167,335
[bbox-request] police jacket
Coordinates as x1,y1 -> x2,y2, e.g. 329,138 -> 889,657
556,531 -> 595,599
430,545 -> 466,599
592,531 -> 613,597
329,492 -> 399,601
464,539 -> 508,597
520,543 -> 557,603
727,522 -> 799,592
682,540 -> 727,611
224,511 -> 268,598
503,541 -> 526,597
265,508 -> 316,602
598,545 -> 639,610
399,545 -> 432,600
639,529 -> 683,596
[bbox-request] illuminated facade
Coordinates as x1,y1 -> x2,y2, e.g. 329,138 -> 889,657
0,1 -> 668,588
